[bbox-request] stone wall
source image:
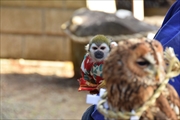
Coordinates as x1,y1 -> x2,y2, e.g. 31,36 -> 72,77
0,0 -> 86,61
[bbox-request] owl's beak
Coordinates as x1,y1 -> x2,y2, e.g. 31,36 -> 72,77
155,69 -> 160,81
144,65 -> 162,81
154,66 -> 164,82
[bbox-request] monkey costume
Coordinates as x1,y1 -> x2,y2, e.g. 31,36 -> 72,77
78,54 -> 104,94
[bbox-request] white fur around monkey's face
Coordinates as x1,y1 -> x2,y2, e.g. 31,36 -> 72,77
89,43 -> 110,62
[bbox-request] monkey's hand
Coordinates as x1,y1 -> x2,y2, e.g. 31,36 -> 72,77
97,80 -> 106,89
78,78 -> 98,92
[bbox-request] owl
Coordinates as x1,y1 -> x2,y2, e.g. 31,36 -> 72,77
102,38 -> 180,120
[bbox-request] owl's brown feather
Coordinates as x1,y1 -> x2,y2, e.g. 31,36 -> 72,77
103,39 -> 180,120
155,84 -> 180,119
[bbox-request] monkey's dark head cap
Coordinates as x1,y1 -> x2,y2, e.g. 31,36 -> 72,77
89,34 -> 111,46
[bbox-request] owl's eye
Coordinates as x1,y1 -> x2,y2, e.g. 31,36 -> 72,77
136,58 -> 150,67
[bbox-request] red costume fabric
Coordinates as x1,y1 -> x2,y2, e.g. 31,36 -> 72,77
78,54 -> 104,93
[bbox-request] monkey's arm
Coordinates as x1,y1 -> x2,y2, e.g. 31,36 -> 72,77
78,54 -> 99,92
80,54 -> 95,82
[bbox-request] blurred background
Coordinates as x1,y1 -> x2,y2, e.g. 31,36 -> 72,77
0,0 -> 175,119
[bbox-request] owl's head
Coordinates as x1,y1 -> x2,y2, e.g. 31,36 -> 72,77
104,38 -> 165,85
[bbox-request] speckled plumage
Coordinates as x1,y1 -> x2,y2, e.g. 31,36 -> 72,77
103,38 -> 180,120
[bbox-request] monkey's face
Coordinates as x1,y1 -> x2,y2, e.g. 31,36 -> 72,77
89,43 -> 110,62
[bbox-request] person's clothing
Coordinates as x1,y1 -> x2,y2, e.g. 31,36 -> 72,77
81,105 -> 96,120
82,1 -> 180,119
154,0 -> 180,96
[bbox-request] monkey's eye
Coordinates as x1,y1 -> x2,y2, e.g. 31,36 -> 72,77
92,47 -> 98,50
100,46 -> 105,50
136,58 -> 150,67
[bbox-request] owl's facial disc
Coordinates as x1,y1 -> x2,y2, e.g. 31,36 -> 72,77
136,58 -> 154,75
140,53 -> 159,78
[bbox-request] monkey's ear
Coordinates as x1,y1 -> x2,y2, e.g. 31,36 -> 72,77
110,42 -> 118,49
85,44 -> 90,52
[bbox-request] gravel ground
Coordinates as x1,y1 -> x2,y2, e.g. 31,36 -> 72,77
0,59 -> 90,120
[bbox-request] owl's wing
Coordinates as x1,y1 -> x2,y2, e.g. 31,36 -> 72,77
140,110 -> 169,120
156,84 -> 180,119
166,84 -> 180,109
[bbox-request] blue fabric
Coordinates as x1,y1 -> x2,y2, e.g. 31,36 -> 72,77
91,105 -> 104,120
82,105 -> 96,120
91,1 -> 180,119
154,0 -> 180,96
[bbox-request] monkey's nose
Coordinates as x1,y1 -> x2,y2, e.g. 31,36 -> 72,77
95,51 -> 104,59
